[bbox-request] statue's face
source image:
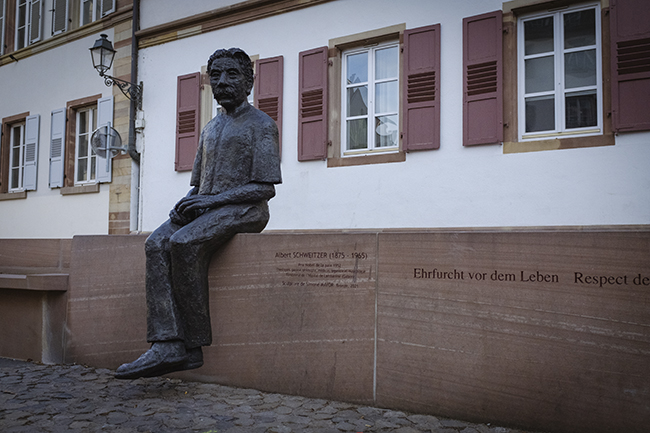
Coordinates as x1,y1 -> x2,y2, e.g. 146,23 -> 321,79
210,57 -> 250,110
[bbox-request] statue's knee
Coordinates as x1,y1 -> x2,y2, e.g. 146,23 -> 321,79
169,233 -> 192,252
145,234 -> 168,254
169,233 -> 207,258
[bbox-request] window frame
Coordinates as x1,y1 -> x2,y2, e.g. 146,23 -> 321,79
8,121 -> 25,191
14,0 -> 27,50
52,0 -> 69,36
79,0 -> 95,26
341,41 -> 401,157
517,3 -> 603,141
326,24 -> 407,168
502,0 -> 614,154
73,105 -> 98,185
62,94 -> 102,191
13,0 -> 43,50
0,112 -> 29,197
79,0 -> 114,27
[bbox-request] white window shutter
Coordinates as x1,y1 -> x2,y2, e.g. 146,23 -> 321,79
96,96 -> 113,183
100,0 -> 115,17
52,0 -> 68,35
49,108 -> 66,188
23,114 -> 40,191
29,0 -> 43,44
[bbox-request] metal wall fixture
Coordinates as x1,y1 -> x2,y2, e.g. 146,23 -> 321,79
90,34 -> 143,109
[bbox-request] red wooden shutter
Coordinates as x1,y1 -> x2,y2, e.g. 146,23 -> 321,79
255,56 -> 284,156
403,24 -> 441,151
463,11 -> 503,146
610,0 -> 650,132
298,46 -> 328,161
175,72 -> 201,171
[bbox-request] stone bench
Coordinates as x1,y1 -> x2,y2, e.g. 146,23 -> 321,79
0,239 -> 71,364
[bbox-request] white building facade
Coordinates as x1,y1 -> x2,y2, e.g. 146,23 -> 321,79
0,0 -> 136,238
136,0 -> 650,233
1,0 -> 648,238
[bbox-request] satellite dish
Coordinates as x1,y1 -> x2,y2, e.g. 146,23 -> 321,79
91,123 -> 125,159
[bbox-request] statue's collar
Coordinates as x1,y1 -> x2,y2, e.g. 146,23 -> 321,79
223,100 -> 251,118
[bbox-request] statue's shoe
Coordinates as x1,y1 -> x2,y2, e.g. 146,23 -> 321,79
115,342 -> 188,379
142,347 -> 204,377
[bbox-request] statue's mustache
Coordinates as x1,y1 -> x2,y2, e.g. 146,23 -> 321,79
212,84 -> 237,95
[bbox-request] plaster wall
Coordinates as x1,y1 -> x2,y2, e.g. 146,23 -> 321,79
137,0 -> 650,232
0,31 -> 115,238
139,0 -> 242,30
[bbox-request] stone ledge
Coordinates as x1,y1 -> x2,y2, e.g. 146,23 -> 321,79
0,273 -> 69,291
1,230 -> 648,433
60,183 -> 101,195
0,191 -> 27,201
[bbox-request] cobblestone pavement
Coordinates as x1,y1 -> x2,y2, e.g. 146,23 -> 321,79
0,358 -> 546,433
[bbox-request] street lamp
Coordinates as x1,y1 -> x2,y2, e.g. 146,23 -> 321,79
90,34 -> 143,108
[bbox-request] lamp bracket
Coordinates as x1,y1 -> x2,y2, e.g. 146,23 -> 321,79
100,73 -> 143,109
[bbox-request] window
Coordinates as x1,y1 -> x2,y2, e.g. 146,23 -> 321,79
341,43 -> 399,156
14,0 -> 42,50
52,0 -> 69,35
298,23 -> 440,166
8,122 -> 25,191
80,0 -> 94,25
80,0 -> 114,26
0,113 -> 40,195
15,0 -> 27,49
501,0 -> 650,153
51,95 -> 112,192
74,106 -> 97,184
518,4 -> 602,141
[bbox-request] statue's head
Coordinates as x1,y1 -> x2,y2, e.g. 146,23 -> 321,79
207,48 -> 254,110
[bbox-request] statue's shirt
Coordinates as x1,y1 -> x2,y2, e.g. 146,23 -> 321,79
190,101 -> 282,195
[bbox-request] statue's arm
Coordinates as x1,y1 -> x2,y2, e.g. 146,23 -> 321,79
169,187 -> 200,224
175,182 -> 275,215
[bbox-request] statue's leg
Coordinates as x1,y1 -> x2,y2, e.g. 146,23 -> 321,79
169,204 -> 269,349
144,219 -> 184,343
115,220 -> 188,379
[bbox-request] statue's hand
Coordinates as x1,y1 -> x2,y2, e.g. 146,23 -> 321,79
169,207 -> 193,226
175,195 -> 219,215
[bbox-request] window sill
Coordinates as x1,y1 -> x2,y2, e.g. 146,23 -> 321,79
503,133 -> 615,154
60,184 -> 100,195
328,150 -> 406,167
0,191 -> 27,201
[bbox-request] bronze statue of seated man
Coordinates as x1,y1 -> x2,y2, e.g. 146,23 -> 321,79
116,47 -> 282,379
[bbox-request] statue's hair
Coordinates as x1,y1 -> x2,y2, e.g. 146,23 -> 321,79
207,47 -> 254,92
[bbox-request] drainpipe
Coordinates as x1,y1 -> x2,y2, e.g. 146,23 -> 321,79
129,0 -> 141,232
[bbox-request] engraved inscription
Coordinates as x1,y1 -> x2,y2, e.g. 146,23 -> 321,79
274,249 -> 371,289
410,266 -> 649,287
